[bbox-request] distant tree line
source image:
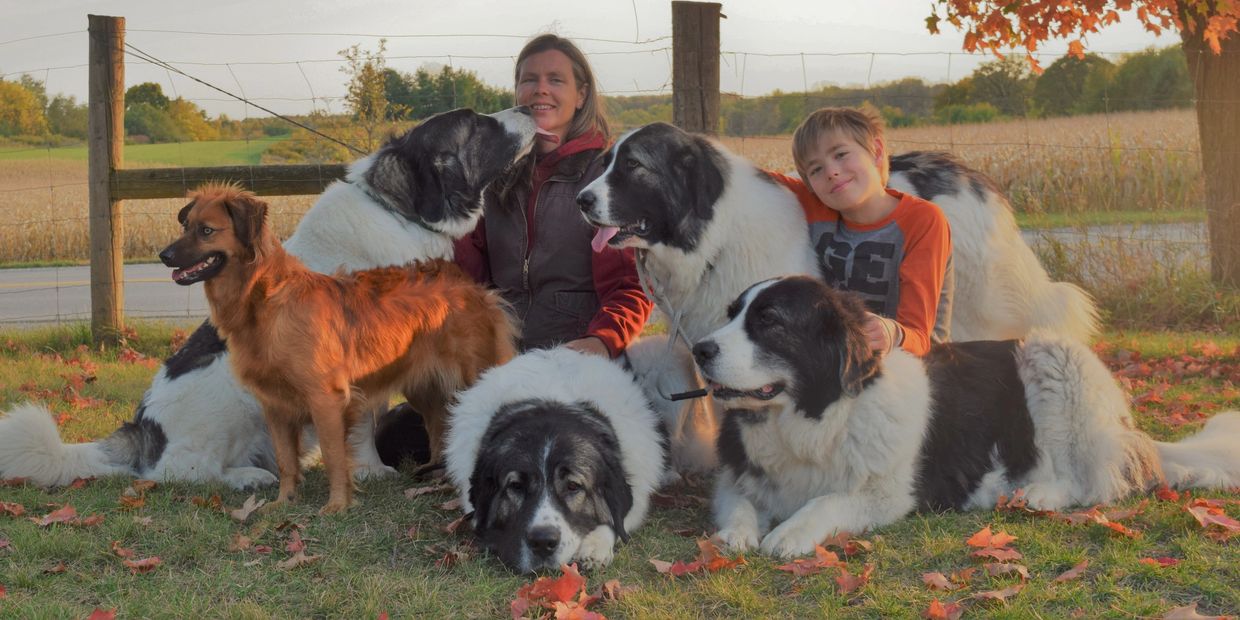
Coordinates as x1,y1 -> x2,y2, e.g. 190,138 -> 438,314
0,44 -> 1194,149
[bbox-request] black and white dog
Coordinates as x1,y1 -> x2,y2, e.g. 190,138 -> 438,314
692,276 -> 1240,558
445,347 -> 668,573
577,122 -> 1098,345
0,107 -> 541,488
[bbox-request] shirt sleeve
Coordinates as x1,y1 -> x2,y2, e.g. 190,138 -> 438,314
451,217 -> 491,284
893,199 -> 952,356
586,246 -> 653,357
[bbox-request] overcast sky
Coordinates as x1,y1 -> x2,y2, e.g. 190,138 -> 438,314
2,0 -> 1179,118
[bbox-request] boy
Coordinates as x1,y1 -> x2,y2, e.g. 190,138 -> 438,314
771,106 -> 953,356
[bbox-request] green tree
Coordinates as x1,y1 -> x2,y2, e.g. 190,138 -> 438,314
46,94 -> 88,139
339,39 -> 390,150
1108,46 -> 1193,112
969,55 -> 1034,117
167,98 -> 219,141
125,102 -> 183,142
1032,53 -> 1115,117
0,79 -> 49,136
126,82 -> 170,110
17,75 -> 48,111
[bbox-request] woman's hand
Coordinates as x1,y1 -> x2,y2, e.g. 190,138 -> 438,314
564,336 -> 610,358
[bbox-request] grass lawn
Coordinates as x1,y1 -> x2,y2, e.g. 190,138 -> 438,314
0,324 -> 1237,618
0,137 -> 287,167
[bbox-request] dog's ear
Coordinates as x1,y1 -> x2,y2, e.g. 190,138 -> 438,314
177,201 -> 194,227
597,465 -> 633,542
678,138 -> 727,221
468,466 -> 500,533
411,152 -> 470,224
222,192 -> 269,256
829,293 -> 882,398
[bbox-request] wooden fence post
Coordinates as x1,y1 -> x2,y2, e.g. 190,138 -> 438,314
88,15 -> 125,345
672,1 -> 722,134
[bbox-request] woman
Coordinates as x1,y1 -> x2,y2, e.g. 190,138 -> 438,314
453,33 -> 652,357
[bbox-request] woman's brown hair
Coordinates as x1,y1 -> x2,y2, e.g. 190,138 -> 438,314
515,34 -> 610,142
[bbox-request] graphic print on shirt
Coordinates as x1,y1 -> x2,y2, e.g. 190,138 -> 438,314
810,220 -> 905,318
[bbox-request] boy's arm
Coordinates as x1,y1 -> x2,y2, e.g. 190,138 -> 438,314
893,200 -> 952,356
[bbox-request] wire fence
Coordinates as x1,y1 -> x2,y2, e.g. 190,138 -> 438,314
0,25 -> 1214,325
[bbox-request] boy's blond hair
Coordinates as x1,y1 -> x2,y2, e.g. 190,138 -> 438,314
792,105 -> 889,185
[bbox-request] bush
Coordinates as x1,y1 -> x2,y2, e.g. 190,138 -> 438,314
124,102 -> 185,143
933,102 -> 999,124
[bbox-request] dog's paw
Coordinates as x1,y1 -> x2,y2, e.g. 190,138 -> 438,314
574,526 -> 617,570
715,525 -> 760,552
352,463 -> 398,481
760,521 -> 821,558
1021,482 -> 1071,511
223,466 -> 278,490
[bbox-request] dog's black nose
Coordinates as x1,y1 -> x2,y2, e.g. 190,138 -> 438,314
692,341 -> 719,366
158,246 -> 177,267
526,525 -> 560,558
576,191 -> 596,212
514,105 -> 533,116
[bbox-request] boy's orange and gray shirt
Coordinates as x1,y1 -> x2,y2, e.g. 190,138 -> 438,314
766,172 -> 954,357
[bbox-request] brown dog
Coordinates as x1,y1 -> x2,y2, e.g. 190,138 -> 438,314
159,182 -> 517,514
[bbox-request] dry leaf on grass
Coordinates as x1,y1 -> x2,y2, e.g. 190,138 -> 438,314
229,494 -> 267,523
1139,556 -> 1181,567
510,563 -> 605,620
1184,498 -> 1240,540
923,599 -> 965,620
966,526 -> 1017,548
776,545 -> 842,577
190,494 -> 223,510
0,502 -> 24,517
983,562 -> 1030,581
820,531 -> 873,556
0,584 -> 6,599
30,504 -> 77,526
229,534 -> 253,552
438,498 -> 462,511
123,556 -> 162,574
131,480 -> 157,492
276,550 -> 321,570
649,538 -> 746,578
971,547 -> 1023,562
834,563 -> 874,595
43,561 -> 67,574
924,570 -> 964,591
1052,559 -> 1089,583
404,483 -> 453,499
110,541 -> 134,559
1155,485 -> 1182,502
285,530 -> 306,553
87,609 -> 116,620
971,583 -> 1025,604
1162,602 -> 1236,619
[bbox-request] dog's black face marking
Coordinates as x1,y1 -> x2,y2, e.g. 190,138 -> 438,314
366,108 -> 534,228
578,123 -> 729,253
915,340 -> 1038,510
890,151 -> 1001,206
469,399 -> 632,573
162,320 -> 227,381
697,277 -> 881,419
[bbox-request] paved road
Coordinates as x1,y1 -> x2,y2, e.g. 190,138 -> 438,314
0,263 -> 207,326
0,223 -> 1210,327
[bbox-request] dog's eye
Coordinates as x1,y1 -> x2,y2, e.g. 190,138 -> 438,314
564,480 -> 582,493
199,226 -> 214,236
506,478 -> 524,493
755,307 -> 780,327
625,158 -> 640,170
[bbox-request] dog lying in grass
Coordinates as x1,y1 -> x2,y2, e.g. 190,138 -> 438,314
159,183 -> 517,514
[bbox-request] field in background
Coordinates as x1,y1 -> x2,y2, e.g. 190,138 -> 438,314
0,109 -> 1205,265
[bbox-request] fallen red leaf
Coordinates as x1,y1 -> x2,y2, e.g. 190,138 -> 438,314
820,531 -> 873,556
1052,559 -> 1089,583
923,598 -> 965,620
30,504 -> 78,526
0,584 -> 6,599
1104,500 -> 1149,521
442,513 -> 470,535
1139,557 -> 1180,568
834,563 -> 874,595
276,551 -> 321,570
190,494 -> 223,510
776,545 -> 842,577
123,556 -> 162,574
68,477 -> 94,489
110,541 -> 135,558
43,561 -> 67,574
0,502 -> 25,517
511,563 -> 595,619
1184,498 -> 1240,539
971,547 -> 1023,562
131,480 -> 157,493
0,478 -> 29,487
972,582 -> 1025,603
87,609 -> 116,620
966,526 -> 1017,548
650,538 -> 745,578
286,530 -> 306,553
228,534 -> 253,552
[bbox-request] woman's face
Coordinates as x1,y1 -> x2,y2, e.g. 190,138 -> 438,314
516,49 -> 586,151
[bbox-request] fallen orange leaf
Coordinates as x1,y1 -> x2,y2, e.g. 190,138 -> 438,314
972,582 -> 1025,603
835,563 -> 874,594
1052,559 -> 1089,583
87,609 -> 116,620
123,556 -> 162,574
1139,557 -> 1180,568
923,598 -> 965,620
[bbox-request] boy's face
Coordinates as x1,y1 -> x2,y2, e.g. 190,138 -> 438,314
802,130 -> 885,214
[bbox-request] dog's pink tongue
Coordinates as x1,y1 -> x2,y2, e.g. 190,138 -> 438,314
591,226 -> 620,253
535,128 -> 560,145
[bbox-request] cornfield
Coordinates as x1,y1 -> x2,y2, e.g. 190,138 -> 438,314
0,109 -> 1203,264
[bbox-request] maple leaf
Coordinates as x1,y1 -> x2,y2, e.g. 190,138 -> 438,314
43,561 -> 68,574
1052,559 -> 1089,583
972,582 -> 1025,604
1105,499 -> 1149,521
110,541 -> 135,558
983,562 -> 1030,581
597,579 -> 633,602
1067,39 -> 1086,59
438,498 -> 462,511
820,531 -> 873,556
132,480 -> 157,493
1156,486 -> 1182,502
30,504 -> 78,527
119,487 -> 146,510
68,477 -> 94,489
229,534 -> 254,552
922,572 -> 962,591
123,556 -> 163,574
1139,557 -> 1180,568
442,513 -> 471,535
834,563 -> 874,595
0,584 -> 6,599
512,564 -> 592,619
87,610 -> 117,620
696,538 -> 746,572
966,526 -> 1016,548
0,502 -> 25,517
923,599 -> 965,620
950,567 -> 977,585
277,550 -> 322,570
777,545 -> 842,577
191,494 -> 223,510
229,494 -> 267,523
1184,498 -> 1240,538
0,478 -> 29,488
971,547 -> 1023,562
286,530 -> 307,553
1162,602 -> 1236,619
